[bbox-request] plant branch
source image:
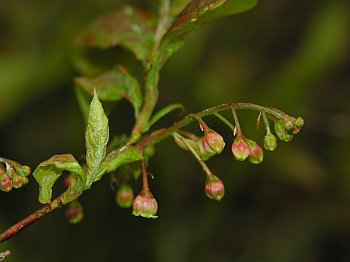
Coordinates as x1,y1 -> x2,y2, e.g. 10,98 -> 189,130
0,195 -> 64,243
129,0 -> 171,144
0,102 -> 291,243
137,102 -> 287,148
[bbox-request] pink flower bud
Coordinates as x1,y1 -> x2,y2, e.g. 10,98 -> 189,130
116,183 -> 134,208
132,189 -> 158,219
202,130 -> 225,154
63,175 -> 71,189
205,174 -> 225,201
246,140 -> 264,164
65,201 -> 84,224
294,117 -> 304,128
0,173 -> 12,192
263,133 -> 277,151
231,137 -> 250,161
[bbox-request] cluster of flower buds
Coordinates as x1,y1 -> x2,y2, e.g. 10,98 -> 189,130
205,173 -> 225,201
0,159 -> 31,192
231,135 -> 264,164
116,183 -> 134,208
132,189 -> 158,219
65,200 -> 84,224
171,112 -> 304,205
274,116 -> 304,142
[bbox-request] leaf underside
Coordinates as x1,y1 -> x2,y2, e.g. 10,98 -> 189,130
33,154 -> 85,204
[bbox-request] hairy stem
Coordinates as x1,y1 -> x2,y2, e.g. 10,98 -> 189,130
137,102 -> 286,148
231,108 -> 242,136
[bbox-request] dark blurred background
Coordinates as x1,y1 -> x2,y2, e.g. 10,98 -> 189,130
1,0 -> 350,261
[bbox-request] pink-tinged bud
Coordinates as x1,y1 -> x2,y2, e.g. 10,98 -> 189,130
116,183 -> 134,208
65,201 -> 84,224
294,117 -> 304,128
205,174 -> 225,201
263,133 -> 277,151
284,120 -> 294,131
274,122 -> 293,142
63,175 -> 71,189
0,173 -> 12,192
292,125 -> 300,134
132,190 -> 158,219
231,137 -> 250,161
10,166 -> 28,189
202,130 -> 225,154
246,140 -> 264,164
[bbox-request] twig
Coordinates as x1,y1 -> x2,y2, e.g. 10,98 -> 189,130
0,195 -> 64,243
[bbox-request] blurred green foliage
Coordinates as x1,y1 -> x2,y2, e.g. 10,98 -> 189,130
1,0 -> 350,261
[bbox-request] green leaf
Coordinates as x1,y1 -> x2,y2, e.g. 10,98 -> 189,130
75,67 -> 143,117
75,6 -> 156,61
61,173 -> 85,204
96,146 -> 143,182
168,0 -> 258,38
159,0 -> 258,64
147,103 -> 184,130
85,91 -> 109,186
33,154 -> 85,204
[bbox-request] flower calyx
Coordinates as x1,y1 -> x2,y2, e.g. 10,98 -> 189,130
201,129 -> 225,155
116,183 -> 134,208
231,136 -> 250,161
205,174 -> 225,201
246,139 -> 264,164
65,200 -> 84,224
132,189 -> 158,219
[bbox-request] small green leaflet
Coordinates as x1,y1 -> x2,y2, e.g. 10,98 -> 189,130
75,67 -> 143,118
96,146 -> 143,182
85,90 -> 109,187
33,154 -> 85,204
147,103 -> 184,131
75,6 -> 156,61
